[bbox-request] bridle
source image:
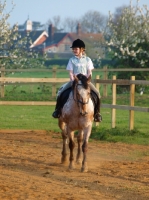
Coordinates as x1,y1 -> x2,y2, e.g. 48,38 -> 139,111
73,82 -> 90,116
74,84 -> 89,104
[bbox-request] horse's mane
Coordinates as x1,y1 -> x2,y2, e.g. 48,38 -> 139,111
72,73 -> 89,90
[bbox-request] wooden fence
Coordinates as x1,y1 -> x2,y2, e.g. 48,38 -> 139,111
0,67 -> 149,130
1,66 -> 149,97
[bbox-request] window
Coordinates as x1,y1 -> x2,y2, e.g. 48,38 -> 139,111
65,45 -> 70,51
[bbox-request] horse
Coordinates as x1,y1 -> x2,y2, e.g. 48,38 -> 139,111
58,73 -> 94,172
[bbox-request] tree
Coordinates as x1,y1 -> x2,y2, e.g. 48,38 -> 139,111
0,0 -> 47,69
103,1 -> 149,70
99,0 -> 149,92
62,17 -> 79,32
46,15 -> 64,32
80,10 -> 107,33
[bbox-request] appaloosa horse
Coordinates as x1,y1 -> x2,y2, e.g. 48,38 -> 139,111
58,74 -> 94,172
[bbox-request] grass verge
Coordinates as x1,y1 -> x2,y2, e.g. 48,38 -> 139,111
91,126 -> 149,145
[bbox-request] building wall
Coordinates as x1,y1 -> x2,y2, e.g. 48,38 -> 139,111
58,37 -> 72,53
47,37 -> 72,53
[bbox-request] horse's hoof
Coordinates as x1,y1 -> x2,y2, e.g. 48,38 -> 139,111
61,158 -> 67,164
76,159 -> 81,164
61,161 -> 67,165
81,167 -> 88,172
69,164 -> 75,170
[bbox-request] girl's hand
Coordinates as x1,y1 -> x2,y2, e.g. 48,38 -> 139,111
87,69 -> 92,78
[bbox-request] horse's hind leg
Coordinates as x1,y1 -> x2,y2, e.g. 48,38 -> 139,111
76,130 -> 83,164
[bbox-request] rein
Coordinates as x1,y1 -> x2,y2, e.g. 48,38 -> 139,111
73,83 -> 90,105
72,74 -> 91,116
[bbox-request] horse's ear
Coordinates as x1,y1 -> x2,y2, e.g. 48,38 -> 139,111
87,75 -> 91,83
74,74 -> 79,82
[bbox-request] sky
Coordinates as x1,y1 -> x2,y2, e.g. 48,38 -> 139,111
5,0 -> 149,26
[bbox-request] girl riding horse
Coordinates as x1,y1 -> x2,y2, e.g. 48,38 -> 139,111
52,39 -> 102,122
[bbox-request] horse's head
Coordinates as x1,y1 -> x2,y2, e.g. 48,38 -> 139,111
73,74 -> 91,116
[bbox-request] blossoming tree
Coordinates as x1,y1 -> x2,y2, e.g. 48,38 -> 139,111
0,0 -> 46,69
101,0 -> 149,81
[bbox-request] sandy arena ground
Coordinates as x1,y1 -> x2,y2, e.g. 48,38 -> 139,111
0,130 -> 149,200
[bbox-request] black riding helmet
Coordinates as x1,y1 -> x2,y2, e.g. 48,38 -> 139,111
70,39 -> 85,49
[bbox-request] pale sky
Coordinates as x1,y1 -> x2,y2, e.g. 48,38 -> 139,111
6,0 -> 149,26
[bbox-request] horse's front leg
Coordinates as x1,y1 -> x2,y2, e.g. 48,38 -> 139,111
68,130 -> 75,170
81,125 -> 92,172
81,141 -> 88,172
76,130 -> 83,164
59,119 -> 67,164
61,131 -> 67,164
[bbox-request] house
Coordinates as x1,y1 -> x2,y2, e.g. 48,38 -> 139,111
18,19 -> 103,59
18,18 -> 48,51
43,23 -> 103,59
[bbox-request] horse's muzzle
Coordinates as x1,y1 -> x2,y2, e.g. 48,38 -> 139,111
80,111 -> 88,116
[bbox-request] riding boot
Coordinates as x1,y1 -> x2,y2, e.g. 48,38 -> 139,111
52,96 -> 61,118
93,95 -> 102,122
94,112 -> 102,122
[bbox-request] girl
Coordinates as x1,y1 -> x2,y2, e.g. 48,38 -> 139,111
52,39 -> 102,122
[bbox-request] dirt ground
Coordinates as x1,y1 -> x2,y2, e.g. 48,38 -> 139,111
0,130 -> 149,200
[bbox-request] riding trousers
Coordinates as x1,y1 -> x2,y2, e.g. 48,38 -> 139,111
57,81 -> 101,99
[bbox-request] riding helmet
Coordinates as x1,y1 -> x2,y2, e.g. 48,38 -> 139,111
70,39 -> 85,49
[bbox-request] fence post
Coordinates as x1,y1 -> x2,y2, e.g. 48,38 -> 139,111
52,67 -> 56,97
0,66 -> 5,98
95,75 -> 100,92
129,76 -> 135,130
112,75 -> 116,128
95,75 -> 100,126
103,66 -> 108,97
52,66 -> 57,78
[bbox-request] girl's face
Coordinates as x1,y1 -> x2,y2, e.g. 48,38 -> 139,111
72,47 -> 83,57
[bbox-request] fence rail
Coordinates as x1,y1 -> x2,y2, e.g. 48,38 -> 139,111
1,67 -> 149,72
0,77 -> 70,83
1,77 -> 149,85
0,101 -> 148,112
102,104 -> 149,112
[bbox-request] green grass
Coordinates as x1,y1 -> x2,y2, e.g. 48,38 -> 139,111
3,84 -> 54,101
0,105 -> 58,131
0,106 -> 149,145
91,127 -> 149,145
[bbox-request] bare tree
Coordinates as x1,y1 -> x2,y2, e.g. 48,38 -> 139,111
80,10 -> 107,33
52,16 -> 61,28
62,17 -> 79,32
46,15 -> 62,31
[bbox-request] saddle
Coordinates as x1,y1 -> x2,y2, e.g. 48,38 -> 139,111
59,87 -> 100,113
